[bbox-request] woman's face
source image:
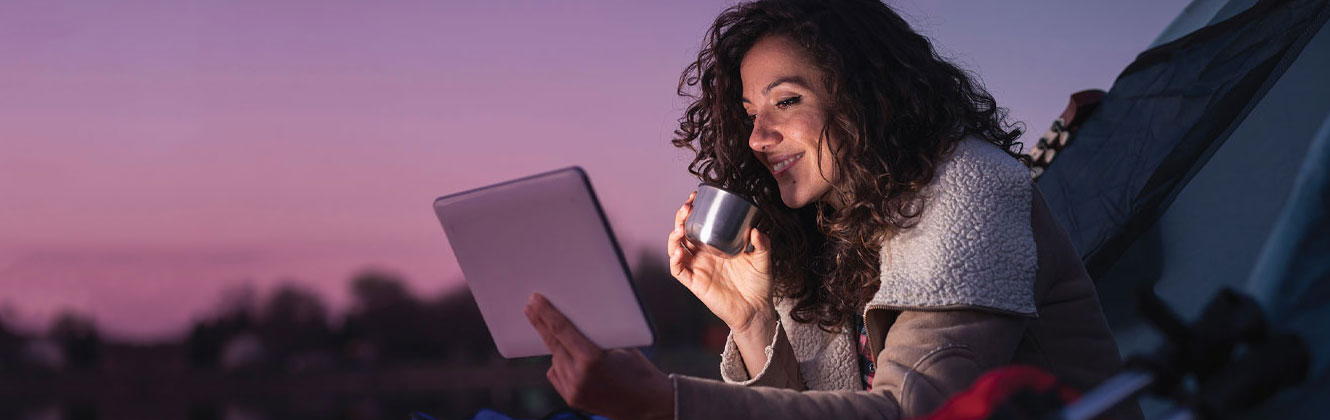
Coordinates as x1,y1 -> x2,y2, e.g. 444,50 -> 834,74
740,35 -> 839,209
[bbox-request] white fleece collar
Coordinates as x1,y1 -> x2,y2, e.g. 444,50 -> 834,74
867,136 -> 1038,316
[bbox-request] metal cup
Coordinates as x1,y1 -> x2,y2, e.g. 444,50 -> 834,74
684,184 -> 760,255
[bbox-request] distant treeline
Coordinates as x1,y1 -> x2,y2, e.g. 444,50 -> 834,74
0,253 -> 727,420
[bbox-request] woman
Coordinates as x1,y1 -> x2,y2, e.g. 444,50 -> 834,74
524,1 -> 1139,419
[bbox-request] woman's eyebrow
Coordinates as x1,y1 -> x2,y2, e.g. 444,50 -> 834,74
742,75 -> 812,103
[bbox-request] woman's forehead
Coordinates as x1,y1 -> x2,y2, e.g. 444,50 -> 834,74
740,35 -> 824,99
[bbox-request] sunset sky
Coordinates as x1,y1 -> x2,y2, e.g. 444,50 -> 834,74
0,0 -> 1188,341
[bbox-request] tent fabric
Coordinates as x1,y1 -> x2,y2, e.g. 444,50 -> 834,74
1035,0 -> 1330,279
1240,111 -> 1330,420
1247,113 -> 1330,374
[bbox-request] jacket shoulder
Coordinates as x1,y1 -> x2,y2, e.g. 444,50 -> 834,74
871,137 -> 1038,316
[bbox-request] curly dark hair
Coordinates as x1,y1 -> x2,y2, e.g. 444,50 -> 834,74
672,0 -> 1027,332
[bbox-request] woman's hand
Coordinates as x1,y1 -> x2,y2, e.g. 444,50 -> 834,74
524,293 -> 673,420
667,191 -> 777,339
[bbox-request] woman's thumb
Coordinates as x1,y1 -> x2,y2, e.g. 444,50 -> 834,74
748,228 -> 770,255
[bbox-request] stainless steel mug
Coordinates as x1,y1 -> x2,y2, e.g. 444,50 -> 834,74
684,184 -> 760,255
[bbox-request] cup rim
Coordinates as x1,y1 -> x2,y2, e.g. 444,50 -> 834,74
696,183 -> 758,208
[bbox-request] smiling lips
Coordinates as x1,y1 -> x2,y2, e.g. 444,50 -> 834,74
769,152 -> 805,176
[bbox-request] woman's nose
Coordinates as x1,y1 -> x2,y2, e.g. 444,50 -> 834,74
748,116 -> 781,152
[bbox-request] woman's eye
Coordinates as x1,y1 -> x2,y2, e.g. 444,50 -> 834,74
775,96 -> 801,109
744,114 -> 757,125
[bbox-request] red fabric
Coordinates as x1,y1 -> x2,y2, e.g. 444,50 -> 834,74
915,365 -> 1081,420
856,318 -> 876,390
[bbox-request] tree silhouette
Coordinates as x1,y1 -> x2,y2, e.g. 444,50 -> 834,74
0,314 -> 21,371
186,287 -> 256,368
343,270 -> 457,363
256,283 -> 332,369
430,286 -> 492,362
50,311 -> 101,370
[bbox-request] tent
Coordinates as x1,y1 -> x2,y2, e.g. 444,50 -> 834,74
1032,0 -> 1330,416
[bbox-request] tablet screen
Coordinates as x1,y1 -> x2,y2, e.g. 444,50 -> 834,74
433,167 -> 654,358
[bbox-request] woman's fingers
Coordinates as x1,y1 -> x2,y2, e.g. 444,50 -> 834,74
669,229 -> 718,297
526,300 -> 573,364
667,195 -> 694,257
674,192 -> 695,243
546,366 -> 567,398
667,223 -> 693,275
669,247 -> 691,286
674,198 -> 691,228
666,222 -> 685,257
530,293 -> 603,362
667,197 -> 706,285
672,191 -> 694,238
677,232 -> 699,256
526,299 -> 575,396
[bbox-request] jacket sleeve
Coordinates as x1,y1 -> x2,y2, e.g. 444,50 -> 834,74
717,320 -> 807,390
672,309 -> 1027,420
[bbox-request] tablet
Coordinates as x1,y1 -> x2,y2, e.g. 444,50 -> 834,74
433,167 -> 655,358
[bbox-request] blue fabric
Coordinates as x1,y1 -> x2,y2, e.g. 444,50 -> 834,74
1243,114 -> 1330,418
466,409 -> 514,420
465,408 -> 610,420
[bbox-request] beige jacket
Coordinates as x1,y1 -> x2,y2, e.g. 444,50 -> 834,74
669,138 -> 1141,419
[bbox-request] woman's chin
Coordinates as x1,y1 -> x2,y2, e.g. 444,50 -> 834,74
779,190 -> 812,209
778,182 -> 836,209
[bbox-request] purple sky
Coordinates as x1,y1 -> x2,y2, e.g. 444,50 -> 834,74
0,0 -> 1188,341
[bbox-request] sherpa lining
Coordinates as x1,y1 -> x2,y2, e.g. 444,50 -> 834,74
872,137 -> 1038,316
720,297 -> 861,391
